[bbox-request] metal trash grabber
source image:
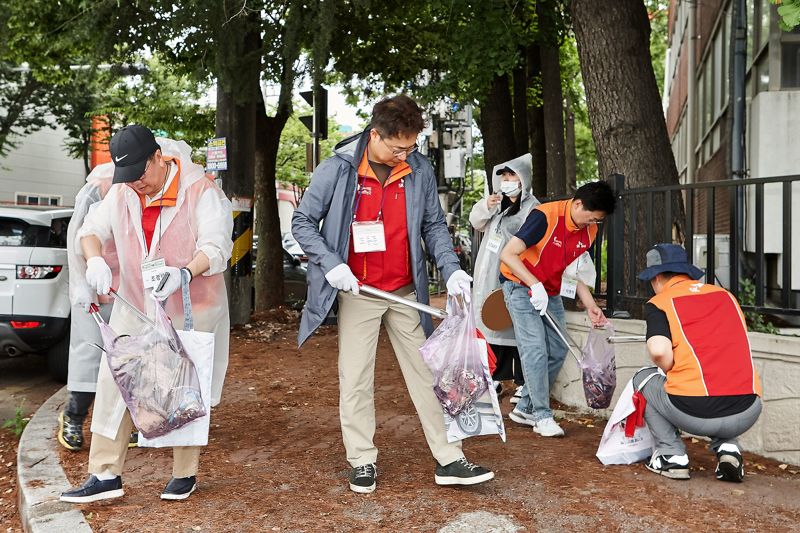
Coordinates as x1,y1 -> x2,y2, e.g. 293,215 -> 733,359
358,284 -> 448,319
109,287 -> 157,327
541,311 -> 583,365
607,335 -> 646,344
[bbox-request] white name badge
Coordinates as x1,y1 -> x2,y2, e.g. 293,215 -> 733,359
560,275 -> 578,299
141,258 -> 167,290
352,221 -> 386,253
485,233 -> 503,254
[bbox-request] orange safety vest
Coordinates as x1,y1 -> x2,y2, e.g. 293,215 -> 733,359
500,199 -> 597,295
648,276 -> 762,397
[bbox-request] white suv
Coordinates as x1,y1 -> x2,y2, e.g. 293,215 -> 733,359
0,206 -> 72,381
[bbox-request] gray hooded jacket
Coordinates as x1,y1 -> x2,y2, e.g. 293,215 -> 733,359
292,130 -> 461,347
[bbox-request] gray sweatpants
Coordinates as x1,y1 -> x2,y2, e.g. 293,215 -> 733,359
633,368 -> 762,457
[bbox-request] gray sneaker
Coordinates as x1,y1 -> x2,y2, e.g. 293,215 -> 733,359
434,457 -> 494,486
349,463 -> 377,494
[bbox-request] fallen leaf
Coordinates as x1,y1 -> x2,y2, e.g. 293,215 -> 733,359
732,489 -> 744,496
778,464 -> 788,470
691,438 -> 699,444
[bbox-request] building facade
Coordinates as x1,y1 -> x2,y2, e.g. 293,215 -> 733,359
0,122 -> 86,207
665,0 -> 799,309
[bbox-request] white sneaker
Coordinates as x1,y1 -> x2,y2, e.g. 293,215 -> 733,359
508,408 -> 536,427
510,386 -> 523,405
532,417 -> 565,437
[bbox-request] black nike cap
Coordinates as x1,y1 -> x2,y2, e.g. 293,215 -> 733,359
109,125 -> 161,184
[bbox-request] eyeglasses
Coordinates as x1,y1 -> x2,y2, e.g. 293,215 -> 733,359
133,158 -> 154,184
380,136 -> 418,157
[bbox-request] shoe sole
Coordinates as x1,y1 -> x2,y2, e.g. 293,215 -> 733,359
435,471 -> 495,486
645,463 -> 690,480
508,411 -> 535,427
533,427 -> 565,438
57,413 -> 82,452
348,482 -> 376,494
60,488 -> 124,503
716,457 -> 744,482
161,483 -> 197,500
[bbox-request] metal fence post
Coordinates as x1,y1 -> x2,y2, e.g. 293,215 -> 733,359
605,173 -> 626,317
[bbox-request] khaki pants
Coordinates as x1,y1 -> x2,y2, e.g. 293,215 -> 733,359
337,288 -> 463,468
88,410 -> 201,478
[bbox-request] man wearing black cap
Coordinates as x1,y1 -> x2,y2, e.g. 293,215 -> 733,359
61,126 -> 233,503
634,243 -> 762,482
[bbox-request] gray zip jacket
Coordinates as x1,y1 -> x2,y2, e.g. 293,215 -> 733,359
292,130 -> 460,347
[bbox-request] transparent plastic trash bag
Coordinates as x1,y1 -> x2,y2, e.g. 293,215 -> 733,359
92,301 -> 207,439
420,296 -> 488,417
579,324 -> 617,409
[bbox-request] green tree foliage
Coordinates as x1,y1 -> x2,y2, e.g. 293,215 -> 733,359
646,1 -> 670,97
772,0 -> 800,30
276,106 -> 348,191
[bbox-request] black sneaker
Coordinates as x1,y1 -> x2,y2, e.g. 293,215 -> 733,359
57,412 -> 84,452
645,454 -> 690,480
161,476 -> 197,500
349,463 -> 377,494
128,431 -> 139,448
60,475 -> 124,503
715,445 -> 744,482
434,457 -> 494,486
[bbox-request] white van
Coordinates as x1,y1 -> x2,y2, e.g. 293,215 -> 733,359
0,206 -> 72,381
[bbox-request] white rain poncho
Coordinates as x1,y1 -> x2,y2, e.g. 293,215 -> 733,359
469,153 -> 539,345
76,138 -> 233,440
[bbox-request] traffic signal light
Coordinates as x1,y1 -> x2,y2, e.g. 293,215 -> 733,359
299,86 -> 328,140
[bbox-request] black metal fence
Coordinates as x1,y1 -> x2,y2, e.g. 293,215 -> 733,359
602,173 -> 799,320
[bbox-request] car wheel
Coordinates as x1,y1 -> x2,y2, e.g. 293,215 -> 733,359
455,404 -> 482,435
47,334 -> 70,383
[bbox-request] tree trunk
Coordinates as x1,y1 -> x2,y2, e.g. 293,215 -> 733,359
538,18 -> 567,198
512,59 -> 529,157
478,74 -> 517,186
215,12 -> 261,325
253,96 -> 289,311
564,91 -> 577,193
572,0 -> 685,313
526,44 -> 548,199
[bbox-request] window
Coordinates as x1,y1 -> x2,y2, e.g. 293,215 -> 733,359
15,193 -> 62,207
759,0 -> 771,51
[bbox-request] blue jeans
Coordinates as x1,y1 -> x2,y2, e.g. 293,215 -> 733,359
502,281 -> 568,422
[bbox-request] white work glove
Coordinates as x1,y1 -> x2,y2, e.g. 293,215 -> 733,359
325,263 -> 360,295
73,282 -> 95,313
151,266 -> 183,301
528,282 -> 548,316
85,256 -> 112,295
446,269 -> 473,303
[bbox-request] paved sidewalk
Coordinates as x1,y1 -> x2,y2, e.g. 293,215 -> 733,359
17,312 -> 800,532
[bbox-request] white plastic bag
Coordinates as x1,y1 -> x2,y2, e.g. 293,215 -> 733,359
442,338 -> 506,443
596,376 -> 653,465
138,272 -> 215,448
138,329 -> 214,447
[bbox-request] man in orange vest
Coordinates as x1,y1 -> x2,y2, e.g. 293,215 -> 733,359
635,244 -> 762,482
500,181 -> 616,437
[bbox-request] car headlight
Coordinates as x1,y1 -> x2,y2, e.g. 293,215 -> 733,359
16,265 -> 63,279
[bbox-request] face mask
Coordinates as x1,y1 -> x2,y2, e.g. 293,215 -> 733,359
500,181 -> 522,196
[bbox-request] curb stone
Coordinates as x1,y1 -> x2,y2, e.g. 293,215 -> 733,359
17,386 -> 92,533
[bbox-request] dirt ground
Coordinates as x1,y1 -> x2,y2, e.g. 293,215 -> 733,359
30,306 -> 800,532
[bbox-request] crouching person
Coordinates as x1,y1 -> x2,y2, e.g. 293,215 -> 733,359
636,244 -> 762,482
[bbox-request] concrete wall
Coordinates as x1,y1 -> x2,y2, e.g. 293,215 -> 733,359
555,311 -> 800,466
